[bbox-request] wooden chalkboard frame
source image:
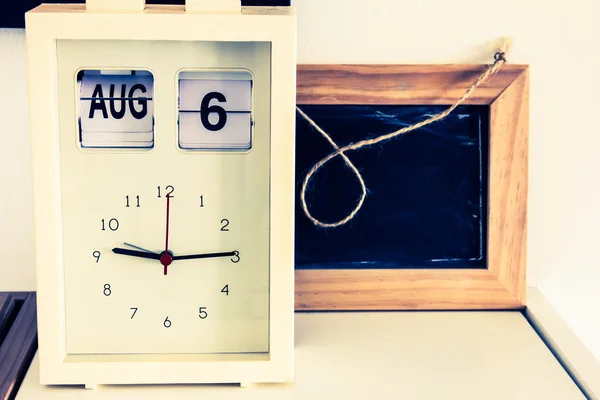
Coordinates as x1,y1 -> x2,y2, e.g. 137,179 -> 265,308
294,64 -> 529,311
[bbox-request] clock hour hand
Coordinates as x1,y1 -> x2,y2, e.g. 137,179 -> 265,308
172,251 -> 237,261
123,242 -> 158,254
112,247 -> 162,260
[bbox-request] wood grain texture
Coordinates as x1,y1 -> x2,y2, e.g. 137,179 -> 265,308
0,292 -> 38,400
295,269 -> 522,310
294,64 -> 529,310
297,64 -> 528,105
488,68 -> 529,305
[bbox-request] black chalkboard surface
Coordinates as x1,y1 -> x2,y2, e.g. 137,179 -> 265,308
295,105 -> 489,270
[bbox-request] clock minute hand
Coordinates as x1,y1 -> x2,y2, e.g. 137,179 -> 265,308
172,251 -> 237,261
112,247 -> 162,260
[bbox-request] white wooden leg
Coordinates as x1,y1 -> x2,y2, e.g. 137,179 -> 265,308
84,383 -> 97,390
240,382 -> 251,388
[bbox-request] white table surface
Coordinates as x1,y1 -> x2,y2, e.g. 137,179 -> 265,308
16,311 -> 585,400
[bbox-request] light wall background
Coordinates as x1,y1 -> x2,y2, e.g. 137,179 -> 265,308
0,0 -> 598,361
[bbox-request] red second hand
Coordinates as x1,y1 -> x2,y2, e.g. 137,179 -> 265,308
165,194 -> 170,253
159,194 -> 173,275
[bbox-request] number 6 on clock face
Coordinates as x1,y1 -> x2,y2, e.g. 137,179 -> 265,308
177,70 -> 253,151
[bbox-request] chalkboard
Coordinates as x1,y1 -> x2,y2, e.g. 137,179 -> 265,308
295,105 -> 489,270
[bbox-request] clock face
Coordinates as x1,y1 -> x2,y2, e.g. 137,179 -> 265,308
55,40 -> 272,355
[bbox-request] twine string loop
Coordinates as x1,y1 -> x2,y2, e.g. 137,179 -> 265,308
298,38 -> 511,229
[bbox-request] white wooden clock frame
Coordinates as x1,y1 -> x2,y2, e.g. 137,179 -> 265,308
25,2 -> 296,387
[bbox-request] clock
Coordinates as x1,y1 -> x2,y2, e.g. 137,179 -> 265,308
25,0 -> 296,387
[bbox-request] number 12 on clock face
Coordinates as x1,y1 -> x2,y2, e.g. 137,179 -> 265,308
178,70 -> 253,151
